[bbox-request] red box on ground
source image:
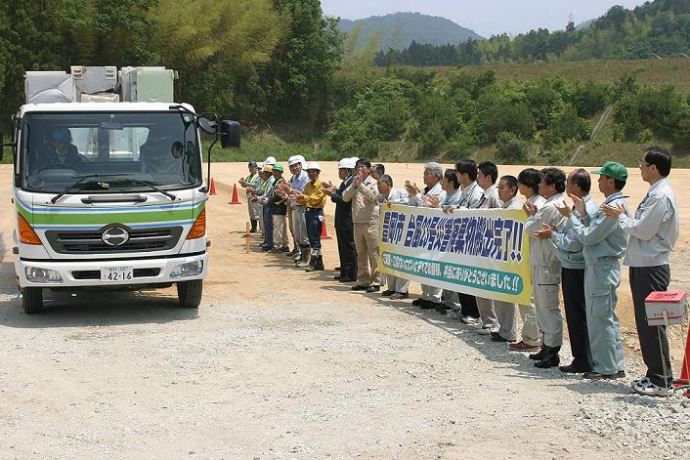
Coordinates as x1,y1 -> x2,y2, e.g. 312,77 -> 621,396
644,290 -> 688,326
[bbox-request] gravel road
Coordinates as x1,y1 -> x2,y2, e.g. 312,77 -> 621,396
1,163 -> 688,459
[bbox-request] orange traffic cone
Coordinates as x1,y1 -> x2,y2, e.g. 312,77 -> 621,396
229,183 -> 241,204
320,216 -> 332,240
209,178 -> 217,196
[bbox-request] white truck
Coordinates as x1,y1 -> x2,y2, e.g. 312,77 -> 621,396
2,66 -> 239,313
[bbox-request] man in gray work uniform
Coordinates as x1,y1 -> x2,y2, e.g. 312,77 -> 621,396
557,161 -> 629,380
524,168 -> 567,369
535,169 -> 599,374
602,148 -> 679,396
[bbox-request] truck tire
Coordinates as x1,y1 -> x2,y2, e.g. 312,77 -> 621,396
177,280 -> 202,308
22,287 -> 44,314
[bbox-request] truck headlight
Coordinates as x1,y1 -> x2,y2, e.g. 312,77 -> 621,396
170,261 -> 203,279
25,267 -> 63,283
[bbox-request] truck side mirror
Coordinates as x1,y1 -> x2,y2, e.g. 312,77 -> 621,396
220,120 -> 240,148
197,117 -> 216,135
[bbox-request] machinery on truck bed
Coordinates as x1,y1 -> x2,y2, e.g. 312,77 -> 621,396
0,66 -> 239,314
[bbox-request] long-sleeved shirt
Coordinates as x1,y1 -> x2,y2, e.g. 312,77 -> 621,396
525,193 -> 566,268
443,188 -> 462,207
408,181 -> 446,207
567,191 -> 629,264
456,181 -> 484,209
501,196 -> 522,210
289,170 -> 309,208
300,179 -> 327,209
342,175 -> 380,225
552,194 -> 599,269
619,177 -> 679,267
479,184 -> 502,209
257,175 -> 275,205
380,188 -> 409,205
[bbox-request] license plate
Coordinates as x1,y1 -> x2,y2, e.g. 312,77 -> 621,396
101,266 -> 134,281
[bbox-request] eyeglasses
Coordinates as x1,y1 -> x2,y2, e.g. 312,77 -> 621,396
639,161 -> 650,167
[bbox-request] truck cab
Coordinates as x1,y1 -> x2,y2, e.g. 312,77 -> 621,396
5,67 -> 239,313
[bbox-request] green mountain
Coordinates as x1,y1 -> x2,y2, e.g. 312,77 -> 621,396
337,12 -> 483,51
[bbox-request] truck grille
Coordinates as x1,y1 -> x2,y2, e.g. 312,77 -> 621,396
46,227 -> 183,254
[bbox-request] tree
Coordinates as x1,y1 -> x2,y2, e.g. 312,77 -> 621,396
262,0 -> 344,126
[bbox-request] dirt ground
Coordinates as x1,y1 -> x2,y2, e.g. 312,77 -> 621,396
0,162 -> 689,459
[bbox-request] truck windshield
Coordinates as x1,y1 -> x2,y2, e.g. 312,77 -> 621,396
20,111 -> 202,193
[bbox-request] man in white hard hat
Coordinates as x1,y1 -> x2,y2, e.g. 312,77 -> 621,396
294,162 -> 327,271
287,155 -> 310,265
323,158 -> 357,282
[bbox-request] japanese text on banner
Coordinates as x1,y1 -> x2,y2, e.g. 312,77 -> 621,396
378,204 -> 532,304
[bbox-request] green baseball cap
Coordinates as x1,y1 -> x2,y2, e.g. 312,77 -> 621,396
591,161 -> 628,182
272,162 -> 284,173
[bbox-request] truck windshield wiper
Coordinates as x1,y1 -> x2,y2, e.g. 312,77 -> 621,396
120,178 -> 178,201
50,174 -> 115,204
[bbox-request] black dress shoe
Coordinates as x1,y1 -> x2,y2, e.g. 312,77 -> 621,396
365,285 -> 380,293
583,370 -> 626,380
529,348 -> 546,360
412,298 -> 426,307
381,290 -> 395,296
490,332 -> 511,343
351,284 -> 369,291
419,300 -> 435,310
433,303 -> 448,314
534,345 -> 560,368
559,364 -> 592,374
333,275 -> 340,280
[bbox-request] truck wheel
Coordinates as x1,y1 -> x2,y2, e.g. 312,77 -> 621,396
22,287 -> 44,314
177,280 -> 202,308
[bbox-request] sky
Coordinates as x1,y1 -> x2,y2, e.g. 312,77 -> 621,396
320,0 -> 649,37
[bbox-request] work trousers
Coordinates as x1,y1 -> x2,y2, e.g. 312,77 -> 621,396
630,265 -> 673,386
305,208 -> 323,254
493,300 -> 540,345
247,192 -> 261,220
257,204 -> 264,233
476,297 -> 499,330
562,267 -> 593,370
262,205 -> 273,247
272,213 -> 289,248
335,218 -> 357,280
384,274 -> 410,293
585,260 -> 625,375
354,222 -> 380,286
532,265 -> 563,348
443,291 -> 480,318
290,206 -> 309,250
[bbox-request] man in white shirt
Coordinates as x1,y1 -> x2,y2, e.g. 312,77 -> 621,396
534,169 -> 599,374
603,147 -> 679,396
473,161 -> 502,335
378,174 -> 411,300
524,168 -> 567,368
407,162 -> 447,310
442,159 -> 484,322
491,175 -> 523,343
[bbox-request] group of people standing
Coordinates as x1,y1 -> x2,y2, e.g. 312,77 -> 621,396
240,147 -> 680,398
240,155 -> 329,271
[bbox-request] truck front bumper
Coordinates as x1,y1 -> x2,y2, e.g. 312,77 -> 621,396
15,253 -> 208,288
